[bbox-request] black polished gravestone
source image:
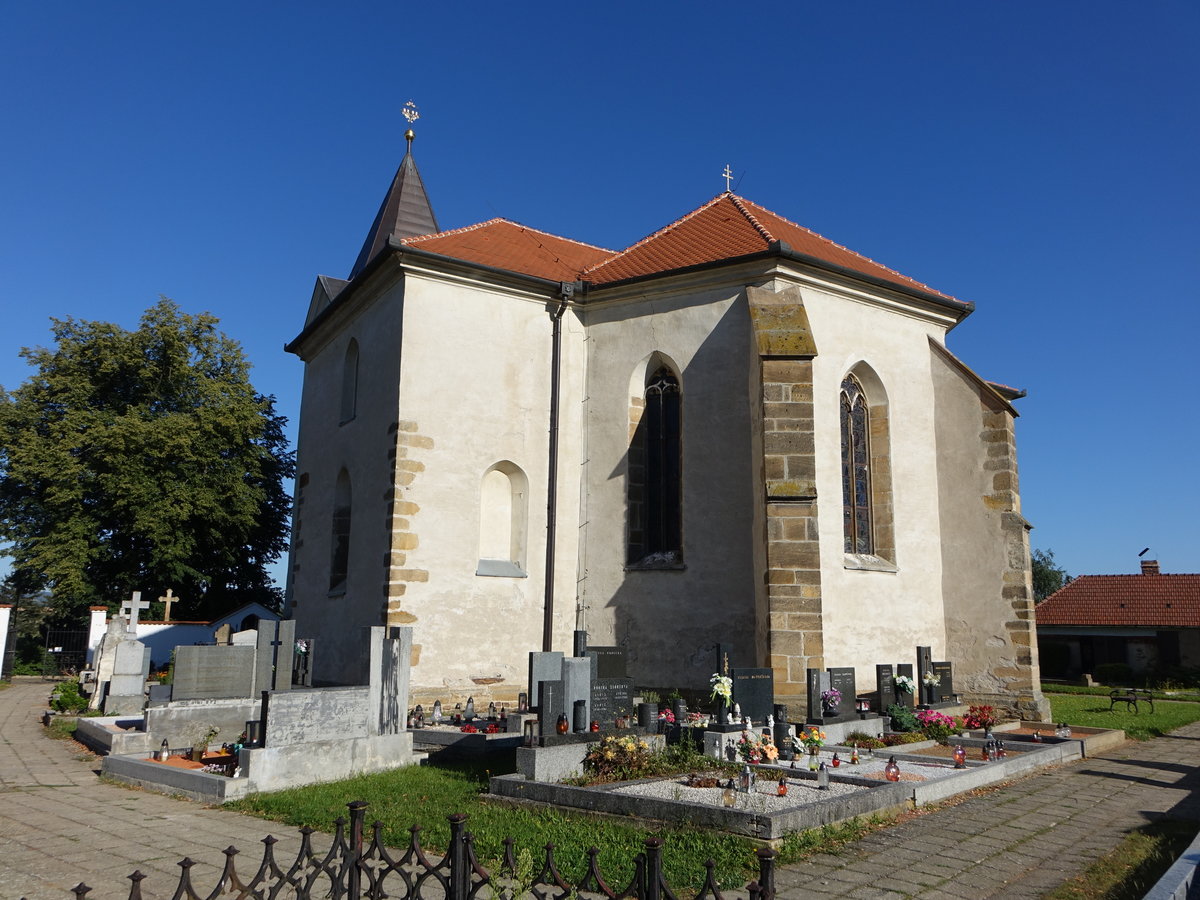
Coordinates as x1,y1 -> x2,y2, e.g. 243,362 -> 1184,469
916,645 -> 934,706
875,664 -> 897,713
826,667 -> 856,720
895,663 -> 916,708
933,661 -> 954,705
590,678 -> 634,727
538,680 -> 566,737
586,645 -> 628,680
806,668 -> 828,722
731,668 -> 774,724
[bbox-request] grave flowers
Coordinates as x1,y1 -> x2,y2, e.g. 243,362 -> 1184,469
735,731 -> 778,764
820,687 -> 842,716
582,735 -> 652,781
914,708 -> 956,744
962,705 -> 998,731
710,673 -> 733,703
893,675 -> 916,695
798,725 -> 825,770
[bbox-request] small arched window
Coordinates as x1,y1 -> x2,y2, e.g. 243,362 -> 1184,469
330,468 -> 352,592
340,339 -> 359,424
477,462 -> 529,577
628,363 -> 682,565
841,375 -> 872,555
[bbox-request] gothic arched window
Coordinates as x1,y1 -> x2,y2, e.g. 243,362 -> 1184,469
628,364 -> 682,565
841,375 -> 872,555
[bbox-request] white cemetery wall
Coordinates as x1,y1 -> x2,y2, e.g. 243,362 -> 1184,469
0,605 -> 10,679
264,686 -> 370,745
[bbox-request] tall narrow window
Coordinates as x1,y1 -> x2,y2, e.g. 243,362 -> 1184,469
330,468 -> 352,592
628,363 -> 682,565
841,375 -> 872,555
340,339 -> 359,424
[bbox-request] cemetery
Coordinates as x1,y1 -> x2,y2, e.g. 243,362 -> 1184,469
63,606 -> 1120,844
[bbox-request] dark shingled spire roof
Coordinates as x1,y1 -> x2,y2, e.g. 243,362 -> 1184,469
349,137 -> 438,280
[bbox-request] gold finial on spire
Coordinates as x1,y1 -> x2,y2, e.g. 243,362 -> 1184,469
722,164 -> 734,192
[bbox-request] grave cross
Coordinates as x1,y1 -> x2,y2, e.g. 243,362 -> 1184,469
158,589 -> 179,623
120,591 -> 150,636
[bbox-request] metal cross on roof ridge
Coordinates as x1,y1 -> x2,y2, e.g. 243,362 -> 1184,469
722,164 -> 734,192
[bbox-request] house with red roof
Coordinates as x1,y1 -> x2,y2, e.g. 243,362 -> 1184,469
283,125 -> 1048,719
1036,559 -> 1200,679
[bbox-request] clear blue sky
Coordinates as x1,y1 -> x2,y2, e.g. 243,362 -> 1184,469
2,2 -> 1197,586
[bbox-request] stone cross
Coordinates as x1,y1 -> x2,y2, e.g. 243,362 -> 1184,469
158,589 -> 178,622
723,164 -> 734,191
120,592 -> 149,636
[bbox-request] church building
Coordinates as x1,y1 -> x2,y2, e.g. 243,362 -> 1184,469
285,128 -> 1049,719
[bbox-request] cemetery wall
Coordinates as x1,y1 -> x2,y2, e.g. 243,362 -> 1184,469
0,604 -> 10,680
578,276 -> 761,689
929,348 -> 1049,718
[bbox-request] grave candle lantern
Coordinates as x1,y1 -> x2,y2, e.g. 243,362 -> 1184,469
159,739 -> 169,761
556,712 -> 569,734
850,747 -> 859,765
432,700 -> 442,724
884,756 -> 900,782
953,744 -> 966,768
739,764 -> 752,793
522,719 -> 538,748
817,762 -> 829,790
831,752 -> 841,768
488,701 -> 497,721
518,692 -> 528,713
722,780 -> 736,807
464,697 -> 475,720
777,776 -> 788,797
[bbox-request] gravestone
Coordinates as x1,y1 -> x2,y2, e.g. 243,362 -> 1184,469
933,661 -> 953,704
731,667 -> 774,724
120,592 -> 150,635
528,651 -> 564,711
916,645 -> 934,705
585,644 -> 633,727
826,667 -> 856,719
895,663 -> 915,708
875,664 -> 897,713
255,619 -> 296,693
173,644 -> 257,700
806,668 -> 830,722
715,643 -> 734,679
87,616 -> 128,710
105,637 -> 152,715
214,624 -> 233,645
538,679 -> 565,737
562,657 -> 591,731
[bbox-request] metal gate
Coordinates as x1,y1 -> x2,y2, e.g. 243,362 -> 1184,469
43,628 -> 90,679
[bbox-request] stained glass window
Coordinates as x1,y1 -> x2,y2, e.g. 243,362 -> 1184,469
629,365 -> 682,564
841,375 -> 872,555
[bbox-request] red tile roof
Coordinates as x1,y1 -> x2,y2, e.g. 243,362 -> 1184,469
1036,574 -> 1200,627
401,219 -> 612,283
581,194 -> 960,302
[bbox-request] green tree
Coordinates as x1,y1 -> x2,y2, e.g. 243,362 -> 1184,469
0,299 -> 294,621
1032,547 -> 1070,602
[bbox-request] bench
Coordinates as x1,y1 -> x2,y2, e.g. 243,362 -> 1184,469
1108,688 -> 1154,714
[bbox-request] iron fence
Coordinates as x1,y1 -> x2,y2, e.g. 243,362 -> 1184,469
54,802 -> 777,900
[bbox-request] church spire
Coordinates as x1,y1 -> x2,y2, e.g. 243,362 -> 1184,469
349,104 -> 439,280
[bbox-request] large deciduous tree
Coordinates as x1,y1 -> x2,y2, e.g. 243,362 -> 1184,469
0,299 -> 294,621
1031,547 -> 1070,603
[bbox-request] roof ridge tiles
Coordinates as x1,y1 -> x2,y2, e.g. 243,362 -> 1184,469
582,193 -> 734,277
736,197 -> 948,298
402,217 -> 615,255
728,193 -> 776,243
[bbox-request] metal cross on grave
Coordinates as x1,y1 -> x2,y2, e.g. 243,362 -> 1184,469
120,591 -> 150,636
158,589 -> 178,623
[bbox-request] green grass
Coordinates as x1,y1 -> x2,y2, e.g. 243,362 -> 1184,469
227,760 -> 764,891
1046,693 -> 1200,740
44,716 -> 79,740
1044,683 -> 1200,703
1042,818 -> 1197,900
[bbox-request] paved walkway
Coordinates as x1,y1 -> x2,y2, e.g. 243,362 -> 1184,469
1,680 -> 1198,899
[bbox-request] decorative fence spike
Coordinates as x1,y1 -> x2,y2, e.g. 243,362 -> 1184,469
51,802 -> 773,899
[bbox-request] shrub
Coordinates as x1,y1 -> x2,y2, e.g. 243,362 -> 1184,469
886,703 -> 919,732
582,735 -> 654,781
49,679 -> 88,714
915,709 -> 956,744
1093,663 -> 1133,686
881,732 -> 928,746
842,730 -> 885,749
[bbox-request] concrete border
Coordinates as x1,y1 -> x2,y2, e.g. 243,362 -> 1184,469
1144,825 -> 1200,900
101,753 -> 255,803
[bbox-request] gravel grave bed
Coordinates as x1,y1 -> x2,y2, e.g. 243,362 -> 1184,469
610,775 -> 869,811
